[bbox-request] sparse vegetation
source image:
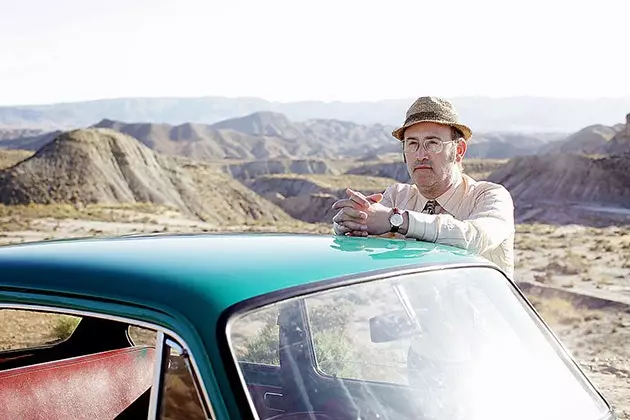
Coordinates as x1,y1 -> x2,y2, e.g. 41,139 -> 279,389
528,296 -> 600,327
53,315 -> 81,340
239,323 -> 280,365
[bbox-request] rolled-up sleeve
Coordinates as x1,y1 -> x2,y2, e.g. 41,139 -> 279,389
405,184 -> 514,254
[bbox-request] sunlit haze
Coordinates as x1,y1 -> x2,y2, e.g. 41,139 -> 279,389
1,0 -> 629,105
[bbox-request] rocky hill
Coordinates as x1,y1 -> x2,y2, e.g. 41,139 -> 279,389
0,129 -> 293,225
223,158 -> 341,180
538,124 -> 624,155
90,114 -> 395,161
487,153 -> 630,225
606,117 -> 630,155
536,113 -> 630,156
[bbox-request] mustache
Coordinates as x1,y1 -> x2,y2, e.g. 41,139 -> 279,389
413,160 -> 433,169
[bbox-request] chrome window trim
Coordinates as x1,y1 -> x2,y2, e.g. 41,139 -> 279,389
147,331 -> 165,420
163,336 -> 213,419
0,302 -> 216,420
165,338 -> 183,354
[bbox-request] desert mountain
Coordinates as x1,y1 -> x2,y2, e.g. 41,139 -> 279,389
606,116 -> 630,155
0,129 -> 62,150
487,153 -> 630,226
0,128 -> 294,224
223,158 -> 341,180
0,128 -> 48,141
94,113 -> 395,160
2,96 -> 630,132
2,112 -> 562,160
535,114 -> 630,156
0,113 -> 396,161
538,124 -> 624,155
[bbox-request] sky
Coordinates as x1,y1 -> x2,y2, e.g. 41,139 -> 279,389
1,0 -> 629,106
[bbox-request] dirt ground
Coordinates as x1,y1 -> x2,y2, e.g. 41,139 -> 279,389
514,224 -> 630,419
0,206 -> 628,418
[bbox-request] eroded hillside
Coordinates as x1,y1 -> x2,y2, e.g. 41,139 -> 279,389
0,129 -> 294,225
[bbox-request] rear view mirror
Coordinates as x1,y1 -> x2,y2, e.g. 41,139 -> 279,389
369,311 -> 422,343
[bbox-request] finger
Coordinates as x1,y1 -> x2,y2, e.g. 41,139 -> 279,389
337,220 -> 368,231
335,223 -> 351,235
346,188 -> 371,209
331,198 -> 361,210
347,230 -> 368,237
332,213 -> 361,224
333,212 -> 361,224
367,193 -> 383,203
340,207 -> 368,219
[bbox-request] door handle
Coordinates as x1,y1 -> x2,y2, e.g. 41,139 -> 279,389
264,392 -> 284,412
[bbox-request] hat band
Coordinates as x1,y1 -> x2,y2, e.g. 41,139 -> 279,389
405,111 -> 456,125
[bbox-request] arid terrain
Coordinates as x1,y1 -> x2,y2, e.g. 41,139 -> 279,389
1,110 -> 629,417
0,205 -> 628,417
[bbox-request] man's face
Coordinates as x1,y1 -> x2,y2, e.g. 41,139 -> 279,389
402,122 -> 466,190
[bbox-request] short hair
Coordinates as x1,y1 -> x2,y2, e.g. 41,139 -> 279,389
451,126 -> 464,140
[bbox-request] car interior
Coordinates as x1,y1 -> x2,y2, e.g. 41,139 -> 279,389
0,314 -> 157,419
237,301 -> 423,420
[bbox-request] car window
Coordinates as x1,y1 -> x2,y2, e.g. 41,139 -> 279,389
0,309 -> 81,351
129,325 -> 158,346
159,338 -> 209,420
231,305 -> 280,366
228,267 -> 611,420
306,282 -> 410,385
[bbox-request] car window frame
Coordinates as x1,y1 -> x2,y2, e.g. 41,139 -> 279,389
219,261 -> 614,420
0,301 -> 215,420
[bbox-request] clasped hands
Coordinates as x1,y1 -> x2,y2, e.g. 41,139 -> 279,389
332,188 -> 399,237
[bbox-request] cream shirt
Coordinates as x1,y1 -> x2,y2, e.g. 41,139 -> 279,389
379,174 -> 515,277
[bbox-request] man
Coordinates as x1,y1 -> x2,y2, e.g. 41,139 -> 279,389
331,96 -> 515,277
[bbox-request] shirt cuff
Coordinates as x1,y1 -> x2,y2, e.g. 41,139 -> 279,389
406,211 -> 438,242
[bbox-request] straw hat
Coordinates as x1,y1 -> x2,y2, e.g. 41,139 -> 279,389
392,96 -> 473,141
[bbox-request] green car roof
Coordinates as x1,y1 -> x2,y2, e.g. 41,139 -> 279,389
0,233 -> 490,312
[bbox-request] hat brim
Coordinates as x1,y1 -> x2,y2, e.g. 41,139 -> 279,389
392,119 -> 473,142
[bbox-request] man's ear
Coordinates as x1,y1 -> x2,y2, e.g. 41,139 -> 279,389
456,140 -> 467,161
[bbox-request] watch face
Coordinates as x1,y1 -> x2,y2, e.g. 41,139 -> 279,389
390,213 -> 404,227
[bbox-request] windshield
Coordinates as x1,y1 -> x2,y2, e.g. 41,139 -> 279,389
227,266 -> 610,420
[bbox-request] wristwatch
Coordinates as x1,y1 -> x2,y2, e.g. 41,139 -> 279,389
389,208 -> 404,233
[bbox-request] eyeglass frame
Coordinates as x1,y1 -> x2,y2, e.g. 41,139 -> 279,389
402,136 -> 462,154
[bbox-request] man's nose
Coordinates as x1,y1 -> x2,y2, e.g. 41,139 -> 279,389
412,146 -> 429,161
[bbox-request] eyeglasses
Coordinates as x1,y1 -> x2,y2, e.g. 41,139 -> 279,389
403,138 -> 455,154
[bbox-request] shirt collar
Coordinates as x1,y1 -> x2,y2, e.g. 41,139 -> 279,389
416,175 -> 467,215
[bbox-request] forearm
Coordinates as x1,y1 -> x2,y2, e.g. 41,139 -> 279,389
403,210 -> 513,253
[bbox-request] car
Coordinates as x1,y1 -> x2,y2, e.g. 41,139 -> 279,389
0,232 -> 616,419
